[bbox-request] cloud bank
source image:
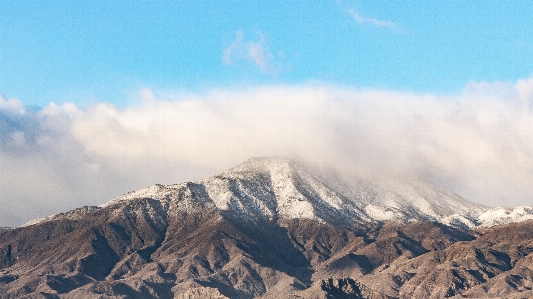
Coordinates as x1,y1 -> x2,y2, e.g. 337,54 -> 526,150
2,79 -> 533,226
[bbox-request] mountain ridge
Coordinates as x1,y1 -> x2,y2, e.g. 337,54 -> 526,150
2,157 -> 533,298
22,157 -> 533,229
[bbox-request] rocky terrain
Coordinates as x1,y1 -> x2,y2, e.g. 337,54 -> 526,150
1,157 -> 532,298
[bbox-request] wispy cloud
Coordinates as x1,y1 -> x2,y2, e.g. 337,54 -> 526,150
3,78 -> 533,226
348,8 -> 405,33
223,30 -> 279,74
222,30 -> 244,65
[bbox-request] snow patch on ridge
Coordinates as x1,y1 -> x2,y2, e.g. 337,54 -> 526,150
478,206 -> 533,227
22,206 -> 101,227
364,204 -> 402,221
101,184 -> 174,208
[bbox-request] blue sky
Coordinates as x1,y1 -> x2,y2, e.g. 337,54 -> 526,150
2,1 -> 533,107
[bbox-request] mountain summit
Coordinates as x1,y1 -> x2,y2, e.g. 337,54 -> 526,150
32,157 -> 533,229
2,157 -> 533,298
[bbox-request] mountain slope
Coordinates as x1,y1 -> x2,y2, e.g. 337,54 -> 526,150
31,157 -> 532,229
1,157 -> 533,298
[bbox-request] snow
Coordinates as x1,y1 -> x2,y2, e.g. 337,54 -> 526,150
21,157 -> 533,229
101,184 -> 175,208
21,206 -> 101,227
21,217 -> 47,227
478,206 -> 533,227
364,204 -> 402,221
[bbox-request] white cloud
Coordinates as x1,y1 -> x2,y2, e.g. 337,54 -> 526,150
516,77 -> 533,102
2,80 -> 533,226
223,30 -> 277,74
348,8 -> 404,33
0,96 -> 25,114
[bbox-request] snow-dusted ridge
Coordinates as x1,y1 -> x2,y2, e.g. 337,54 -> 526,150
477,206 -> 533,227
22,157 -> 533,229
21,206 -> 101,227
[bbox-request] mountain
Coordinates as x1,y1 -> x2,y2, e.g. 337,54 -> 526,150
1,157 -> 533,298
24,157 -> 533,229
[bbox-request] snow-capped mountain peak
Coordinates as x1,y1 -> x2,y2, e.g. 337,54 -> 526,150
22,157 -> 533,228
196,157 -> 370,224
